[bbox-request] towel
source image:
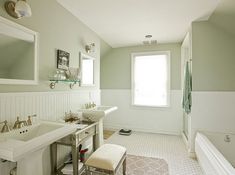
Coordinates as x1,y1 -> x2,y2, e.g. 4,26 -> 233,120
61,162 -> 83,175
182,61 -> 192,114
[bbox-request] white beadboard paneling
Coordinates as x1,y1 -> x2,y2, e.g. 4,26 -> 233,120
101,89 -> 183,135
0,90 -> 100,123
0,90 -> 100,175
189,91 -> 235,153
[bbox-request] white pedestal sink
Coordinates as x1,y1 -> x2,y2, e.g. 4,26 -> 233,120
0,121 -> 77,175
79,106 -> 118,146
79,106 -> 118,121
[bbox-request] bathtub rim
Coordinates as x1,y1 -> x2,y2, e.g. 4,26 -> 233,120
195,132 -> 235,174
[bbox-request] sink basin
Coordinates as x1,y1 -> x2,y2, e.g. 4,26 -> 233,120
79,106 -> 117,147
0,121 -> 77,175
77,120 -> 95,125
79,105 -> 118,121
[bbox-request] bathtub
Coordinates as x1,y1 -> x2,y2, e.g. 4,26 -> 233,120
195,132 -> 235,175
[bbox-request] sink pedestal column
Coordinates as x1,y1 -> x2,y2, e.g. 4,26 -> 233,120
17,147 -> 46,175
97,118 -> 104,146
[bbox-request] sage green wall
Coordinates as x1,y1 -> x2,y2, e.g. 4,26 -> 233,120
0,0 -> 101,92
192,21 -> 235,91
100,39 -> 112,58
101,44 -> 181,89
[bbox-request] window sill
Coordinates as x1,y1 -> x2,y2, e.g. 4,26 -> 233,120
131,104 -> 170,109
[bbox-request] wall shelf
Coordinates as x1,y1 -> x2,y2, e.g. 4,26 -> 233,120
49,79 -> 80,89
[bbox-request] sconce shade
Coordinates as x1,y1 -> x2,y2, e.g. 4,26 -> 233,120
85,43 -> 95,53
15,0 -> 32,17
4,0 -> 32,19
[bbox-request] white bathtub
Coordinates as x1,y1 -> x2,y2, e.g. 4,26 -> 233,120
195,132 -> 235,175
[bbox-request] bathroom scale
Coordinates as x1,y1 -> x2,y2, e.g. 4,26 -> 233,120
119,129 -> 132,136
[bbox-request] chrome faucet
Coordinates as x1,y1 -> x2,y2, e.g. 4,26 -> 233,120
0,120 -> 11,133
13,117 -> 27,129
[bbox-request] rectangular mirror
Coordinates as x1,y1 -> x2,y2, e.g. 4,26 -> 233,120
0,16 -> 38,85
80,52 -> 94,86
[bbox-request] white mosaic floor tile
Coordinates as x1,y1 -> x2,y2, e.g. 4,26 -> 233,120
105,132 -> 203,175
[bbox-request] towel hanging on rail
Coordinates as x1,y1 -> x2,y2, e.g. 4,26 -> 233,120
182,61 -> 192,114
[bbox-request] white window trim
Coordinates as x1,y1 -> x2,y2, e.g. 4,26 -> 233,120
131,51 -> 171,108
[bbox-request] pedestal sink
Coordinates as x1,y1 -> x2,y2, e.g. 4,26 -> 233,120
79,106 -> 118,121
79,105 -> 118,146
0,121 -> 77,175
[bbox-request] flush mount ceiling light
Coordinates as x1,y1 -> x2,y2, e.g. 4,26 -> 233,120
145,35 -> 152,39
85,43 -> 95,53
4,0 -> 32,19
143,35 -> 157,45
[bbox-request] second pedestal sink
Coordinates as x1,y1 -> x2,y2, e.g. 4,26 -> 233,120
79,105 -> 118,121
79,105 -> 118,146
0,121 -> 77,175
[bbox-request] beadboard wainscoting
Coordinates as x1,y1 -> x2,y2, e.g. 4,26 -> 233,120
189,91 -> 235,153
0,90 -> 100,175
101,89 -> 183,135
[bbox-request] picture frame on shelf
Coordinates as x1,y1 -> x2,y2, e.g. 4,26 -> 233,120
57,49 -> 70,70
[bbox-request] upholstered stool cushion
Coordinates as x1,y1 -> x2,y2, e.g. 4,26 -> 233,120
85,144 -> 126,171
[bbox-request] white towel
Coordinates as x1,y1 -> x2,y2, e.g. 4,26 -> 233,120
61,162 -> 84,175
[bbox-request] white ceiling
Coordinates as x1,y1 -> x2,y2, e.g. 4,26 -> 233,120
57,0 -> 220,48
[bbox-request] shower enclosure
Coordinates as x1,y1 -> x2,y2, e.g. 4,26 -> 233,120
181,33 -> 191,139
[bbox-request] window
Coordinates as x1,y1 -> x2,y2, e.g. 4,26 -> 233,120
131,51 -> 170,107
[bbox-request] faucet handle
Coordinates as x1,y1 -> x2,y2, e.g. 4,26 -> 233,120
27,114 -> 37,125
13,117 -> 20,129
92,102 -> 96,108
0,120 -> 11,133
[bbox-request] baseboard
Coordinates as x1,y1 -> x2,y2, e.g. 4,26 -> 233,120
188,151 -> 197,159
181,132 -> 188,148
104,123 -> 180,136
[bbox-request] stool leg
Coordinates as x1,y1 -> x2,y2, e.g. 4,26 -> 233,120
123,157 -> 126,175
86,166 -> 92,175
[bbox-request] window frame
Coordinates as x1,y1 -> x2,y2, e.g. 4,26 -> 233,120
131,51 -> 171,108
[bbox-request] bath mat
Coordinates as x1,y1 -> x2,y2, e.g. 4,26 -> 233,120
82,154 -> 169,175
118,154 -> 169,175
103,130 -> 116,139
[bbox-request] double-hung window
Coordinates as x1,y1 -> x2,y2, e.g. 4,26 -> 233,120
131,51 -> 170,107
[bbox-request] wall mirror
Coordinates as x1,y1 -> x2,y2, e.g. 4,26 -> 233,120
0,16 -> 38,85
79,52 -> 94,86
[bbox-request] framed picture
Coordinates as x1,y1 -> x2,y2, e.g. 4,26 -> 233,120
57,49 -> 70,70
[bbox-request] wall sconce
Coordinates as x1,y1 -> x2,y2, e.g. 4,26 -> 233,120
85,43 -> 95,53
4,0 -> 32,19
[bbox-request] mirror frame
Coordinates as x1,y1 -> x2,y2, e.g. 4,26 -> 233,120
79,52 -> 95,87
0,16 -> 38,85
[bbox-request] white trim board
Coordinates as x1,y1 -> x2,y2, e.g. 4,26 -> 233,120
104,123 -> 180,136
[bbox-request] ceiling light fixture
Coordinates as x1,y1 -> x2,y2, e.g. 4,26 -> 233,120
4,0 -> 32,19
145,35 -> 152,39
143,35 -> 157,45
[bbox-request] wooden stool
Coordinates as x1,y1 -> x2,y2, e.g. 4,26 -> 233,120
85,144 -> 127,175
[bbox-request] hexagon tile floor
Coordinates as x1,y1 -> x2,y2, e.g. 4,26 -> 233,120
105,132 -> 203,175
